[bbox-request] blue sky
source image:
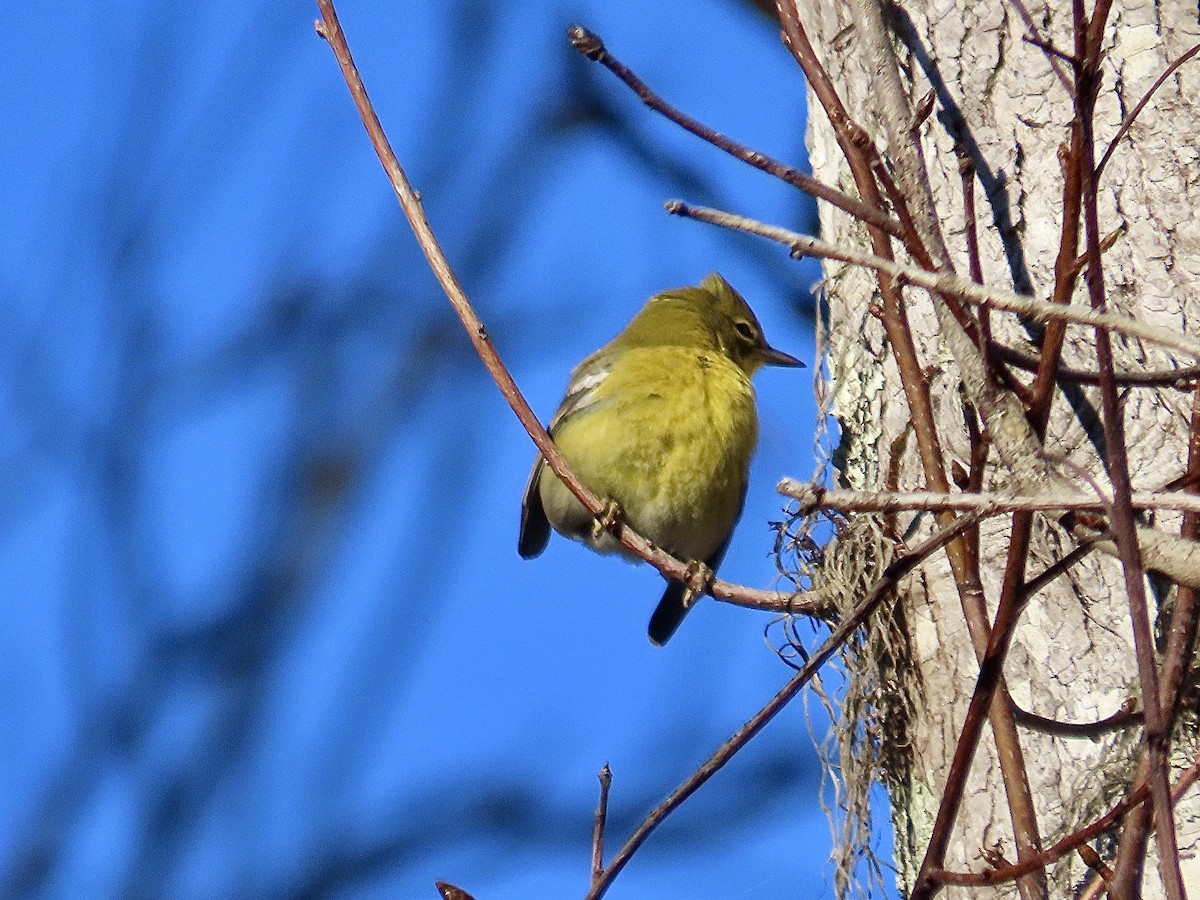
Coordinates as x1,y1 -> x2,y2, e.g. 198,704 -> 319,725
0,1 -> 868,897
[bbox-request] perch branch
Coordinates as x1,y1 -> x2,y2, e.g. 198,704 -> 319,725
313,0 -> 825,621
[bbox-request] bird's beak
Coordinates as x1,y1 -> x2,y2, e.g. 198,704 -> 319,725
760,343 -> 806,368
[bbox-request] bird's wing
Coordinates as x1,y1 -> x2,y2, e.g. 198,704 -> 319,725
517,350 -> 614,559
546,350 -> 614,433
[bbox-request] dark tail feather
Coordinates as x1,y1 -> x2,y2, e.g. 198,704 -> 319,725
518,460 -> 551,559
518,497 -> 550,559
648,580 -> 694,646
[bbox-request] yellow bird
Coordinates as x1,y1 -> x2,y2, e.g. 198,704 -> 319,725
518,273 -> 803,644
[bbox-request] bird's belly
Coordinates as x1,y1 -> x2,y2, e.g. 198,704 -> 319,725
610,428 -> 743,558
543,370 -> 756,562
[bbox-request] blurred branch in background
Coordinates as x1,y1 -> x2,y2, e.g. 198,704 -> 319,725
0,1 -> 819,898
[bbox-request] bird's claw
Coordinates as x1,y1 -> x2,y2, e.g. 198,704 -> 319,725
682,560 -> 714,608
591,499 -> 623,541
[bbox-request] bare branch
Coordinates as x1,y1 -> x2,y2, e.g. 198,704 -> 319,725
591,764 -> 612,889
584,513 -> 982,899
1096,41 -> 1200,179
1089,526 -> 1200,590
566,25 -> 904,238
780,481 -> 1200,518
1011,699 -> 1142,739
666,200 -> 1200,360
991,341 -> 1200,387
932,755 -> 1200,888
1072,6 -> 1181,880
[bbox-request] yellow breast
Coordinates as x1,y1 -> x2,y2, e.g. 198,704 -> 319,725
543,345 -> 758,562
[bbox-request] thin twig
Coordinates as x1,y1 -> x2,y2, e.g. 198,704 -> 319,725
997,120 -> 1084,796
1022,33 -> 1078,66
591,764 -> 612,888
665,200 -> 1200,361
1078,845 -> 1115,885
1074,6 -> 1183,888
991,341 -> 1200,387
1097,262 -> 1200,900
1020,542 -> 1095,601
1009,0 -> 1074,89
779,481 -> 1200,518
565,25 -> 904,239
931,755 -> 1200,887
1067,226 -> 1123,277
1096,41 -> 1200,179
788,4 -> 1047,891
774,31 -> 1046,888
584,513 -> 982,899
954,149 -> 983,284
1160,357 -> 1200,715
907,553 -> 1046,899
1011,699 -> 1142,738
775,0 -> 992,717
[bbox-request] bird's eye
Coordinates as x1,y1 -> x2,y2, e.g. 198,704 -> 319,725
734,321 -> 756,342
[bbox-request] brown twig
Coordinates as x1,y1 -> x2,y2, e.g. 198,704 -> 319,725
664,201 -> 1200,360
584,512 -> 982,899
1021,33 -> 1078,66
1096,254 -> 1200,900
955,149 -> 983,286
1011,699 -> 1142,739
1067,226 -> 1123,276
1027,134 -> 1083,434
1096,41 -> 1200,180
779,481 -> 1200,518
1073,4 -> 1183,891
961,392 -> 988,566
565,25 -> 904,239
861,12 -> 1049,867
907,553 -> 1047,899
773,23 -> 1050,889
774,4 -> 996,723
1020,542 -> 1096,601
312,1 -> 825,623
591,764 -> 612,888
931,755 -> 1200,888
1160,365 -> 1200,722
1010,0 -> 1074,89
1078,845 -> 1115,884
991,341 -> 1200,387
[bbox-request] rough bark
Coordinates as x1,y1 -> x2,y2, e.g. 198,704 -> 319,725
792,0 -> 1200,896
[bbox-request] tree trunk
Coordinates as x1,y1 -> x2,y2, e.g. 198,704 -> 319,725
789,0 -> 1200,896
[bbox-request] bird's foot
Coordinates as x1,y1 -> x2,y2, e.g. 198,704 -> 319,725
682,560 -> 714,608
591,499 -> 624,541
